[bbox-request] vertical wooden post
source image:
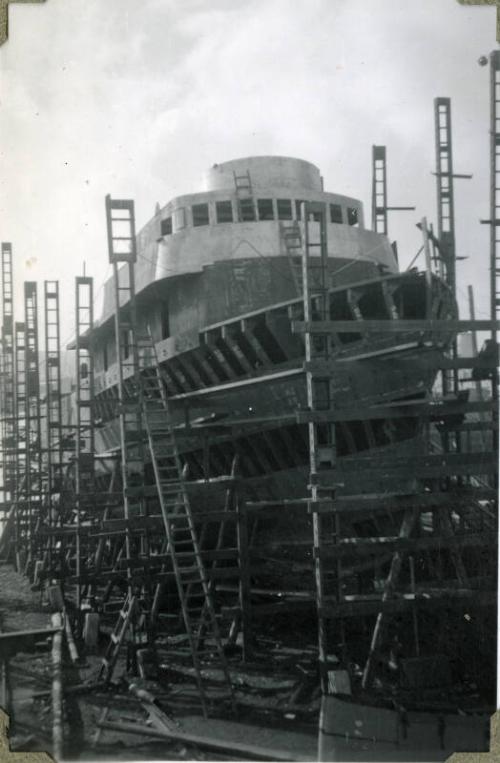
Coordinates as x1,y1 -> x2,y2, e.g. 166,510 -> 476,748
312,510 -> 328,694
237,503 -> 252,661
0,659 -> 13,726
51,613 -> 64,760
409,556 -> 420,657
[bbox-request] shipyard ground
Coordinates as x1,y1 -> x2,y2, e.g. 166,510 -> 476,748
0,562 -> 319,761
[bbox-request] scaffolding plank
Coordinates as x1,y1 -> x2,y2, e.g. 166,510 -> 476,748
245,498 -> 334,512
292,319 -> 500,334
315,488 -> 495,514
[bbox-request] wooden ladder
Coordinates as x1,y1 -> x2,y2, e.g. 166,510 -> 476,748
280,220 -> 303,295
100,594 -> 146,681
233,170 -> 254,221
137,333 -> 235,716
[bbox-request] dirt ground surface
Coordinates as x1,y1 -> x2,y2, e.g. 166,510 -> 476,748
0,562 -> 318,762
0,561 -> 50,632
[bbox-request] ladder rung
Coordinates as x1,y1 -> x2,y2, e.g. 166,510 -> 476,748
163,498 -> 187,507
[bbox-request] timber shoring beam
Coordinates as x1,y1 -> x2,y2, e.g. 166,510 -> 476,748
360,507 -> 421,689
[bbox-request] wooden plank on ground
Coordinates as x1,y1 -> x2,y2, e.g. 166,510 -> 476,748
97,719 -> 303,761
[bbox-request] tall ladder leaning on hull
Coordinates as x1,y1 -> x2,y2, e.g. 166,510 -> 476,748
299,202 -> 339,695
102,195 -> 234,717
135,333 -> 235,713
98,196 -> 146,684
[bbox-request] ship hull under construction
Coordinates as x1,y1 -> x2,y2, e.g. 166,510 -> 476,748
0,154 -> 496,761
93,268 -> 457,501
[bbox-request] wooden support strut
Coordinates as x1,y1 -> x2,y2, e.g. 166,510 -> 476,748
361,507 -> 419,689
236,502 -> 251,660
51,613 -> 64,761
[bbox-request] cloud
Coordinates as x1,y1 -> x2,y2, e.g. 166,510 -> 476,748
0,0 -> 496,329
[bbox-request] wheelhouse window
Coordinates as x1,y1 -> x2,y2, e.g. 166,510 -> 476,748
257,198 -> 274,220
277,199 -> 292,220
173,208 -> 186,230
238,198 -> 256,221
192,203 -> 210,227
161,216 -> 172,236
295,200 -> 323,222
295,200 -> 306,220
330,204 -> 343,224
216,200 -> 233,223
347,207 -> 359,227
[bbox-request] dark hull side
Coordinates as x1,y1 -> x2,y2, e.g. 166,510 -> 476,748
91,270 -> 456,505
96,345 -> 437,494
318,695 -> 489,761
84,270 -> 459,572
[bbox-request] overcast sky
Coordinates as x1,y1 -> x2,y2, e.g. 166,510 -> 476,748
0,0 -> 498,341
